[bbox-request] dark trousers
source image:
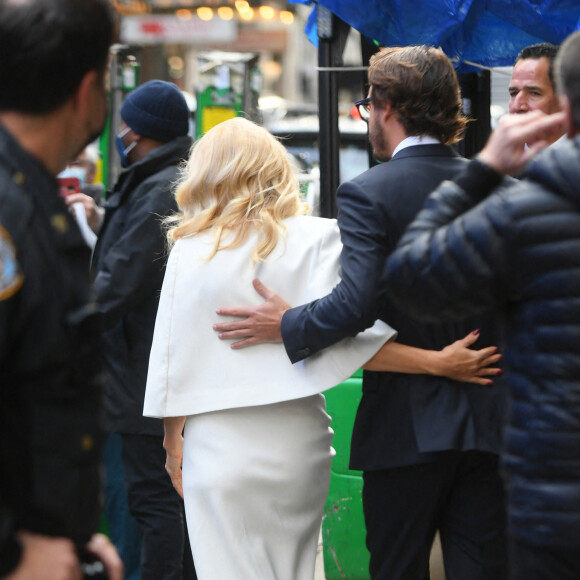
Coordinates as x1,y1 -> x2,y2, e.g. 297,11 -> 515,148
122,433 -> 196,580
104,433 -> 142,580
362,450 -> 508,580
510,538 -> 580,580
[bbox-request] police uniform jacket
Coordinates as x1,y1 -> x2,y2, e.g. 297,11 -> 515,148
0,124 -> 104,575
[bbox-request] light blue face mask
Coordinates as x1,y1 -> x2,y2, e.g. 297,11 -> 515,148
115,126 -> 138,168
58,166 -> 87,190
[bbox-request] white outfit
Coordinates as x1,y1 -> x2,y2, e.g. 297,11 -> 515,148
144,214 -> 396,580
182,394 -> 334,580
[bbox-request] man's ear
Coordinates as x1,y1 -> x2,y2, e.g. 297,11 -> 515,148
73,70 -> 102,120
559,94 -> 575,138
379,102 -> 394,123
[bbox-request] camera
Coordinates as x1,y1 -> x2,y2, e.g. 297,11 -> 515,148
80,551 -> 109,580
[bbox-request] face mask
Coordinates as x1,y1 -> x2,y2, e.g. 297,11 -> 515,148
58,166 -> 87,190
115,126 -> 138,168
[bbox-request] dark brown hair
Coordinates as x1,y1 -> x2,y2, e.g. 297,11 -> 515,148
369,45 -> 467,145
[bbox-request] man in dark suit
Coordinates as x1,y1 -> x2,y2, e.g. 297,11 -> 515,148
214,46 -> 507,580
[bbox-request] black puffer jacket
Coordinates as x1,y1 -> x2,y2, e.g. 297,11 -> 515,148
92,135 -> 192,435
385,137 -> 580,549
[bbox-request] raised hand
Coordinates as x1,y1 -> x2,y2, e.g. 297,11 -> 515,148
478,110 -> 566,176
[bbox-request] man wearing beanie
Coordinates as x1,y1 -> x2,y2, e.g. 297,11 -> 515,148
90,79 -> 195,580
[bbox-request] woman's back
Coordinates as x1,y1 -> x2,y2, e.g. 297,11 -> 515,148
144,214 -> 394,418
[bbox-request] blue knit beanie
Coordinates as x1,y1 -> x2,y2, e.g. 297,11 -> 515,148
121,80 -> 189,142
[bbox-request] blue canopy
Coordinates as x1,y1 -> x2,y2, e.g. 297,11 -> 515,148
292,0 -> 580,71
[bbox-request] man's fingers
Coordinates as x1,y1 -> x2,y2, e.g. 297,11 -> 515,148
252,278 -> 275,300
215,328 -> 252,340
85,534 -> 124,580
480,110 -> 566,174
215,280 -> 277,317
523,110 -> 566,138
230,337 -> 262,350
525,140 -> 549,159
215,307 -> 254,319
64,192 -> 91,205
506,111 -> 565,150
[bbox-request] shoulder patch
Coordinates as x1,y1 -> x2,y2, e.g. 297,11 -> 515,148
0,224 -> 23,300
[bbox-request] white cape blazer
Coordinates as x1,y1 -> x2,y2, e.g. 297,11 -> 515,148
144,215 -> 396,418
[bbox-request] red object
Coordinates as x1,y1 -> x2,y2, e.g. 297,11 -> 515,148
350,104 -> 363,121
142,22 -> 164,35
58,177 -> 80,198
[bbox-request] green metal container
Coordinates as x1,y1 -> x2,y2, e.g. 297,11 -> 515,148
322,370 -> 370,579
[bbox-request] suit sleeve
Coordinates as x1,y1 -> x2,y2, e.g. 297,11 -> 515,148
93,181 -> 175,330
385,159 -> 513,321
282,179 -> 391,363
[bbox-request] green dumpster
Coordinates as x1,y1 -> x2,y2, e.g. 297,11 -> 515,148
322,369 -> 370,579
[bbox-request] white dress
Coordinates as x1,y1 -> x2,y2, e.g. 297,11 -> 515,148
144,215 -> 396,580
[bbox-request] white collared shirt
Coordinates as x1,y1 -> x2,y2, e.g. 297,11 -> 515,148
392,135 -> 441,158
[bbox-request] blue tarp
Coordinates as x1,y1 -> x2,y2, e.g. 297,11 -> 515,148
291,0 -> 580,71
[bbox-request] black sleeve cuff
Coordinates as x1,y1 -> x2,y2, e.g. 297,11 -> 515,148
454,157 -> 504,201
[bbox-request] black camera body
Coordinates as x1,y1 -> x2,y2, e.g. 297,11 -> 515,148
80,551 -> 109,580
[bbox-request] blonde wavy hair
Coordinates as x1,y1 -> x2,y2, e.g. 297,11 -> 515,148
166,117 -> 308,264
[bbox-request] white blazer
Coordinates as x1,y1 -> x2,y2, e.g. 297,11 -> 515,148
144,215 -> 396,418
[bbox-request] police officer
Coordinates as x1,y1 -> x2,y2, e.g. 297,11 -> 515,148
0,0 -> 122,578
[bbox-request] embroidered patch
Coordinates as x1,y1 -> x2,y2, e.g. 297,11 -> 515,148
50,213 -> 69,234
0,224 -> 23,301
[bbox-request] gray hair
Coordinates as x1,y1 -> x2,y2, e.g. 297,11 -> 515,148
555,32 -> 580,128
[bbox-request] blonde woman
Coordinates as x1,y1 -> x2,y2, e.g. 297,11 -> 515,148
143,118 -> 500,580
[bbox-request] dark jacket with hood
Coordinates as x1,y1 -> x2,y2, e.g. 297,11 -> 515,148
92,135 -> 192,435
385,137 -> 580,548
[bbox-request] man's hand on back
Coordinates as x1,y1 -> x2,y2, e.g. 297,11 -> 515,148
213,278 -> 290,349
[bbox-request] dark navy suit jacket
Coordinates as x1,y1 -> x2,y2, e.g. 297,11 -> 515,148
281,144 -> 507,470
